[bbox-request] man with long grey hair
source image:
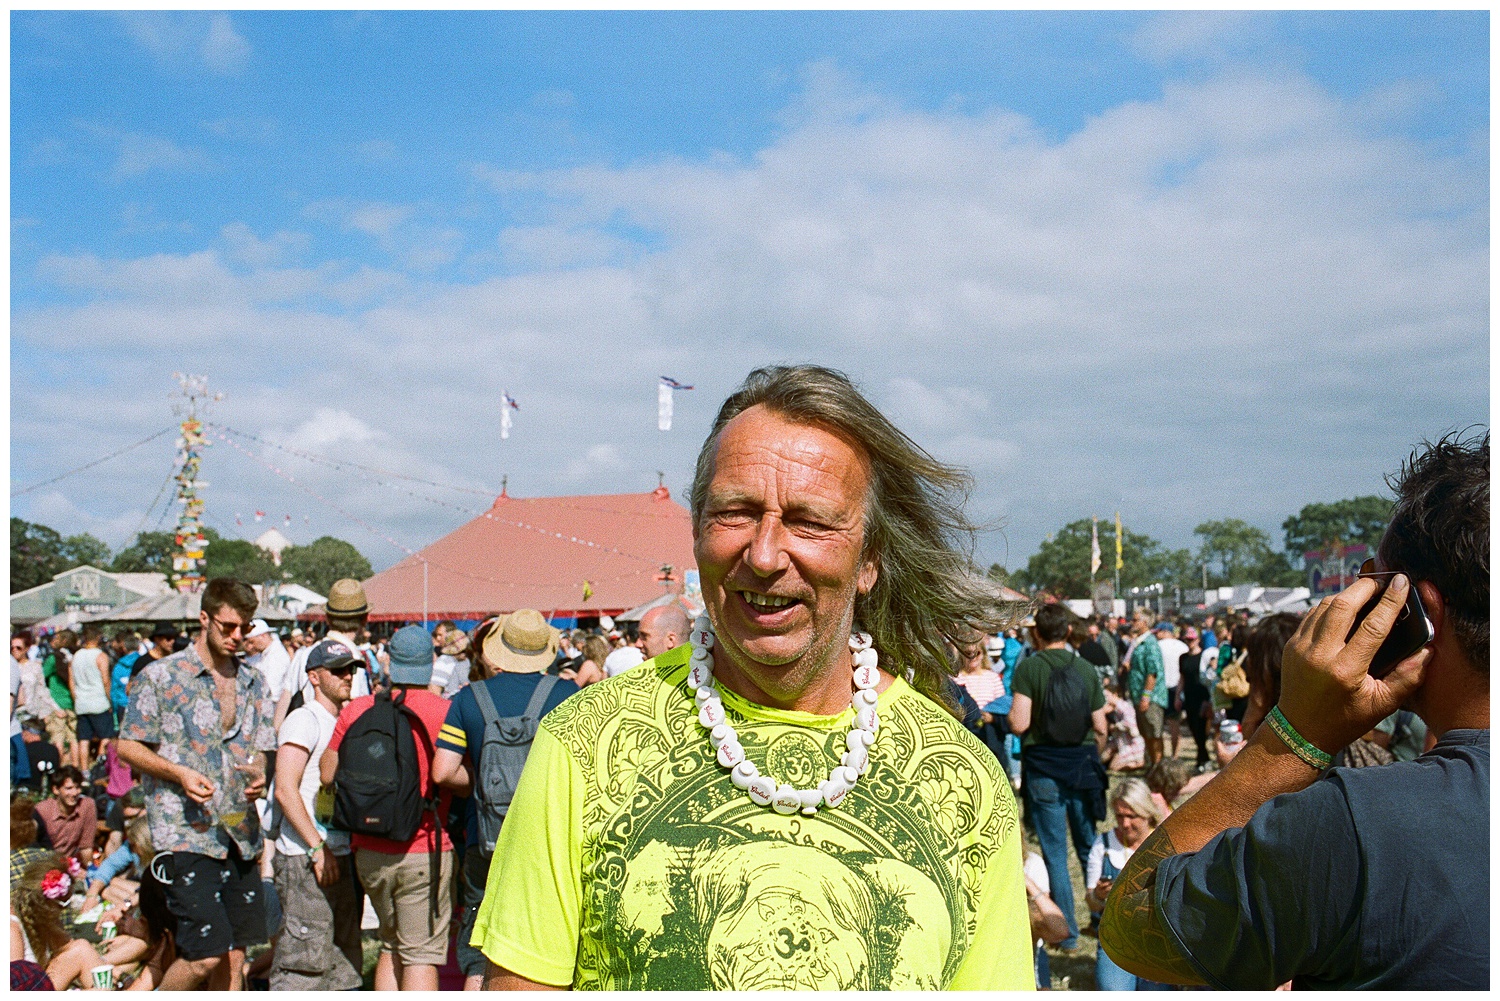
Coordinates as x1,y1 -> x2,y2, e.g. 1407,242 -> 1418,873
470,364 -> 1032,990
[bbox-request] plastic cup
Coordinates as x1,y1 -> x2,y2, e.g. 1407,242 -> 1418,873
99,921 -> 117,943
91,964 -> 113,990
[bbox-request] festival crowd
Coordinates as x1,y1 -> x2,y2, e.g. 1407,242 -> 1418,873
8,366 -> 1488,992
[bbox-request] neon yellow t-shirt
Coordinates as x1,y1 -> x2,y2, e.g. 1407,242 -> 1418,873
471,643 -> 1033,990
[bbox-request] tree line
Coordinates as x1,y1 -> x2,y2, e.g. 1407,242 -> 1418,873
993,496 -> 1393,599
10,518 -> 373,597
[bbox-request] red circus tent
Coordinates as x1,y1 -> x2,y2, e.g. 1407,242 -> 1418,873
353,486 -> 696,623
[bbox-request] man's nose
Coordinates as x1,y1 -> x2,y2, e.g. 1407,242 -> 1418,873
745,516 -> 790,576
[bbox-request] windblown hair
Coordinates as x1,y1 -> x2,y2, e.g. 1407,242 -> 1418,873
689,365 -> 1023,718
13,852 -> 69,968
1380,429 -> 1489,672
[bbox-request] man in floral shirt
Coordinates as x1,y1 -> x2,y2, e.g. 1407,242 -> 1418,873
118,578 -> 275,990
1125,611 -> 1168,766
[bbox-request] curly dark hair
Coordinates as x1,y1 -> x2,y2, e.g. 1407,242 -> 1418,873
1379,429 -> 1489,672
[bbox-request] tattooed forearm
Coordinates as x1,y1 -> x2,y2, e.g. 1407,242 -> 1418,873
1098,828 -> 1206,986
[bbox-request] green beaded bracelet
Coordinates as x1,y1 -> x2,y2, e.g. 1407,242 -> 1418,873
1266,706 -> 1333,769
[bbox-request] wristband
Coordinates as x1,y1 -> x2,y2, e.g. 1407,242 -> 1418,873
1265,706 -> 1334,770
308,841 -> 324,855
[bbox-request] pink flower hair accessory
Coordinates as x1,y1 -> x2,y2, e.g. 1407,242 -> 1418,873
40,869 -> 72,901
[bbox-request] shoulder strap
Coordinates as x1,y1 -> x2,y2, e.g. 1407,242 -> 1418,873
523,675 -> 560,720
470,677 -> 502,729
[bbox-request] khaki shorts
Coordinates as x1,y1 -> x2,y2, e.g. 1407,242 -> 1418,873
1138,702 -> 1166,740
45,711 -> 76,751
356,847 -> 455,967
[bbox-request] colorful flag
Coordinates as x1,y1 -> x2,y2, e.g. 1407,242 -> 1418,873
1114,511 -> 1124,572
254,510 -> 265,522
1091,517 -> 1101,577
234,513 -> 243,527
660,376 -> 694,390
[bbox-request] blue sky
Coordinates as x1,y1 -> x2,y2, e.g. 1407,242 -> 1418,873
10,11 -> 1489,576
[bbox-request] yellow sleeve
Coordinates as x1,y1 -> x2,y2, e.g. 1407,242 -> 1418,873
947,801 -> 1036,990
470,726 -> 585,987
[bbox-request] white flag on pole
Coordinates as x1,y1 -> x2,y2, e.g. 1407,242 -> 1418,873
658,376 -> 693,432
658,382 -> 673,431
501,391 -> 518,440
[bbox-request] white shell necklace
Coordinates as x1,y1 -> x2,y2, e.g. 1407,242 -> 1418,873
687,613 -> 880,816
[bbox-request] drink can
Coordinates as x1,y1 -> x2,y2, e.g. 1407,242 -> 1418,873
91,964 -> 114,990
99,921 -> 117,943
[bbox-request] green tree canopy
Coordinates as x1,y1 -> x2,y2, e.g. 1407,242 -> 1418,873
1010,518 -> 1193,598
11,518 -> 67,592
60,533 -> 112,569
203,538 -> 282,586
279,536 -> 373,594
110,530 -> 180,575
11,519 -> 116,592
1282,496 -> 1393,558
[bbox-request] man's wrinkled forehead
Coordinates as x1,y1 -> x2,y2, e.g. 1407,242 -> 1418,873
706,407 -> 872,509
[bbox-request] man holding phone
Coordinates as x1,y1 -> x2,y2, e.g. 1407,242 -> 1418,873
1099,432 -> 1488,989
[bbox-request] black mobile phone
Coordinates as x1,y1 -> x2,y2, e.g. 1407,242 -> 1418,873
1345,579 -> 1434,679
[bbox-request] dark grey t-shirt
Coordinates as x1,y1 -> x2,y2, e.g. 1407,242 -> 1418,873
1155,728 -> 1489,989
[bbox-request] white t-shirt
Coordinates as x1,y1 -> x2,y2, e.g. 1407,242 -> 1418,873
248,636 -> 294,702
275,699 -> 349,856
1086,829 -> 1136,890
603,646 -> 645,677
1157,637 -> 1188,690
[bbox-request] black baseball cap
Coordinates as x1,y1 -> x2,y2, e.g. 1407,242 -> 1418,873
306,639 -> 360,673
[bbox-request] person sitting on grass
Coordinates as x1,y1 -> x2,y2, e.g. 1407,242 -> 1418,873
1086,780 -> 1166,991
89,818 -> 174,988
9,853 -> 105,990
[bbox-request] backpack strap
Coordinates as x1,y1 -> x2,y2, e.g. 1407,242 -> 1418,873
470,677 -> 503,733
523,675 -> 560,722
391,688 -> 444,932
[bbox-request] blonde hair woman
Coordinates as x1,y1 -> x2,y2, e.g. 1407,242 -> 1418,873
1087,779 -> 1166,990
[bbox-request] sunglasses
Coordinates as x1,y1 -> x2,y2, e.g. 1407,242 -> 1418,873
209,616 -> 249,637
318,664 -> 356,678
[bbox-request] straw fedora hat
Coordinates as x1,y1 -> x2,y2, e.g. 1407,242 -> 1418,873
326,579 -> 369,618
482,608 -> 558,674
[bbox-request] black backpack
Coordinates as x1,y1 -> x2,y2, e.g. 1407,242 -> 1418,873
332,689 -> 443,924
1036,651 -> 1093,746
470,675 -> 559,852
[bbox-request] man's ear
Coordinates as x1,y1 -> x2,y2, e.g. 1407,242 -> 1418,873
1416,580 -> 1446,641
856,553 -> 879,596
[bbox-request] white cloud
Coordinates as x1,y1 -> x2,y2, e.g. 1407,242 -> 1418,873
201,14 -> 251,74
15,64 -> 1486,571
110,132 -> 205,181
119,12 -> 250,75
1130,12 -> 1271,63
219,223 -> 310,269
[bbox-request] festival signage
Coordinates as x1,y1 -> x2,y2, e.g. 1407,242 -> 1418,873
1305,544 -> 1368,597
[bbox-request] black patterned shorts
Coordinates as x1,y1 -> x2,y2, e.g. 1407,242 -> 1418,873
158,846 -> 267,961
